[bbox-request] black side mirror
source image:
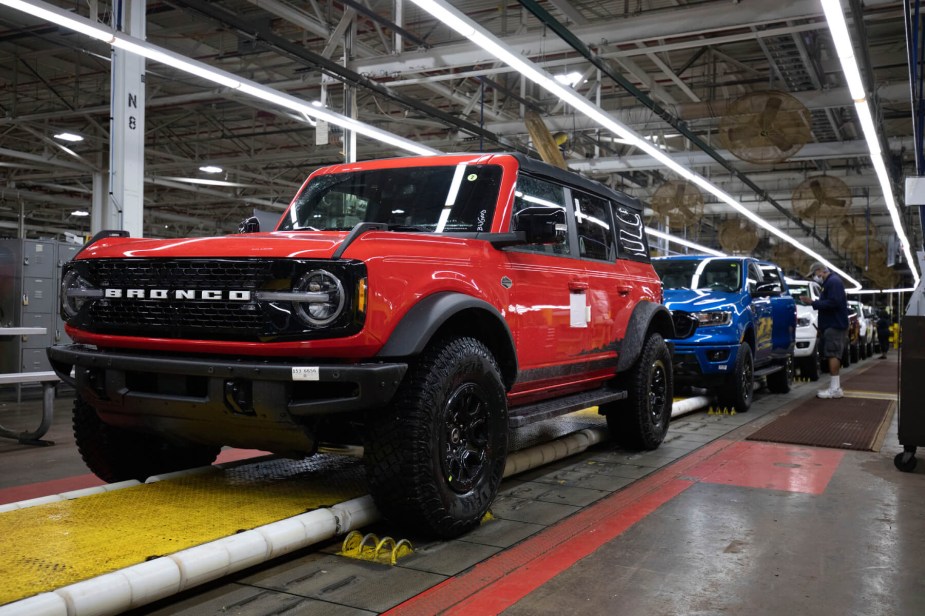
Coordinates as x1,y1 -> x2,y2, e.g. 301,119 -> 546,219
513,206 -> 566,245
238,216 -> 260,234
671,311 -> 699,340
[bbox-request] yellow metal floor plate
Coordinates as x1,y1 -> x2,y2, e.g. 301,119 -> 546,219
0,455 -> 366,606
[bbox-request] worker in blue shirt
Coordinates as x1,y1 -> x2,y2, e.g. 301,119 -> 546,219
801,262 -> 849,398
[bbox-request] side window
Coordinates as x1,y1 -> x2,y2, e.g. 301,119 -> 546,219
512,175 -> 570,255
747,263 -> 762,293
762,267 -> 784,295
612,202 -> 649,262
573,191 -> 616,261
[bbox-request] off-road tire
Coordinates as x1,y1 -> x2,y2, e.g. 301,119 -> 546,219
801,347 -> 821,381
364,337 -> 508,539
718,343 -> 754,412
603,333 -> 673,450
767,354 -> 794,393
73,395 -> 220,482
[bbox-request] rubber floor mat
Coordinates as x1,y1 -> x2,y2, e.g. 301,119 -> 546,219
746,397 -> 894,451
842,361 -> 898,394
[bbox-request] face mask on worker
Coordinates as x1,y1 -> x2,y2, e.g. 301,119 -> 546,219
813,274 -> 824,285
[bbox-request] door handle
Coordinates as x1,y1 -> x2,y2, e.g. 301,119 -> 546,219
617,285 -> 632,296
568,281 -> 589,292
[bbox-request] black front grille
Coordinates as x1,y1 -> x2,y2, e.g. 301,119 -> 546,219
88,300 -> 266,335
66,258 -> 365,342
89,259 -> 273,290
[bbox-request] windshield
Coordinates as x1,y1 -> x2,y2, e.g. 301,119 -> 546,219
278,164 -> 503,232
789,281 -> 811,302
654,258 -> 742,292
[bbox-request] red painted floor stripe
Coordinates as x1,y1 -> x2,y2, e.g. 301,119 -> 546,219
0,449 -> 267,506
0,474 -> 102,505
686,441 -> 844,495
448,480 -> 692,615
386,439 -> 736,616
215,448 -> 268,465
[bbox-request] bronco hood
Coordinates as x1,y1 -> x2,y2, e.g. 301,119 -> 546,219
75,231 -> 347,261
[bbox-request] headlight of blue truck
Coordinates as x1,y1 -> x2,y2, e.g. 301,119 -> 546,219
692,310 -> 733,327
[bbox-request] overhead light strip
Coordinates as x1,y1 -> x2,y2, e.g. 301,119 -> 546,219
645,228 -> 726,257
848,287 -> 915,295
0,0 -> 439,158
821,0 -> 919,286
406,0 -> 862,289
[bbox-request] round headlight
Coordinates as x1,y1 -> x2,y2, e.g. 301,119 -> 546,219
294,270 -> 345,327
61,269 -> 99,319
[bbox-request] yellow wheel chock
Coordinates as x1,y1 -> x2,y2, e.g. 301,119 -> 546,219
339,531 -> 413,565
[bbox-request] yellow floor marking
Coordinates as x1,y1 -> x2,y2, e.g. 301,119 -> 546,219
0,456 -> 365,606
842,390 -> 898,401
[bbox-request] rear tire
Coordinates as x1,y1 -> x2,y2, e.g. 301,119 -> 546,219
364,337 -> 508,539
718,343 -> 754,412
767,354 -> 794,393
603,333 -> 672,451
73,395 -> 220,483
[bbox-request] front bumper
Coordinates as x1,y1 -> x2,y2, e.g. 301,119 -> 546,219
794,330 -> 818,358
671,342 -> 739,383
48,345 -> 407,453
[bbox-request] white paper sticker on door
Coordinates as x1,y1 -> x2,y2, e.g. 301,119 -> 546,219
570,292 -> 587,328
292,366 -> 320,381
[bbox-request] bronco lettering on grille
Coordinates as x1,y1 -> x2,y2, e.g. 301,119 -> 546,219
103,289 -> 252,301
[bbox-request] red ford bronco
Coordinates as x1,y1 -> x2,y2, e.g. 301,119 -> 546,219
50,153 -> 691,538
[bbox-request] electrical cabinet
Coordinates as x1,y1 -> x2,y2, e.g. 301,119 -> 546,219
0,239 -> 80,374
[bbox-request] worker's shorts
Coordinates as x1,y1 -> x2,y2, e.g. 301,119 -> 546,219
822,328 -> 848,360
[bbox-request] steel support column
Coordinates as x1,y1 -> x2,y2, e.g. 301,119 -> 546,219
109,0 -> 146,237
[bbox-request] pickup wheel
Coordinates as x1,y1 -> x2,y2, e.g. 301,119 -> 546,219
801,347 -> 821,381
603,333 -> 672,450
364,337 -> 508,539
73,395 -> 220,482
850,342 -> 859,364
767,354 -> 794,393
718,343 -> 754,412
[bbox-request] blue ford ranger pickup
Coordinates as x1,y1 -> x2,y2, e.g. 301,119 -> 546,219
653,256 -> 797,411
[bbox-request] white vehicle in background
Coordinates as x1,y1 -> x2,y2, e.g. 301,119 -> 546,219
848,299 -> 872,361
786,278 -> 822,381
862,303 -> 878,357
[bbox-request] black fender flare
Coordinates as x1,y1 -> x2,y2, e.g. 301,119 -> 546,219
377,292 -> 517,379
615,301 -> 675,372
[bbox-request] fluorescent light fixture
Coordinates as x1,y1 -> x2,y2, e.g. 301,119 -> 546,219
848,287 -> 915,295
70,210 -> 89,216
199,165 -> 223,174
0,0 -> 439,159
53,132 -> 84,142
645,227 -> 726,257
408,0 -> 861,288
554,72 -> 583,88
112,35 -> 241,89
821,0 -> 919,286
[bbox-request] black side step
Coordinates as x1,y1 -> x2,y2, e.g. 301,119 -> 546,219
508,387 -> 627,429
753,364 -> 784,378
